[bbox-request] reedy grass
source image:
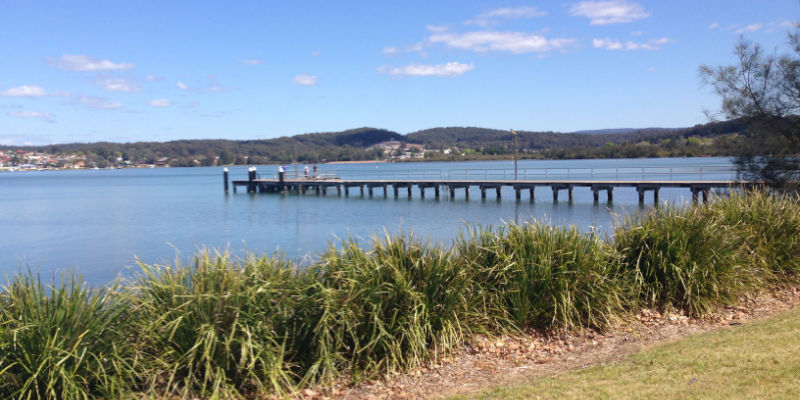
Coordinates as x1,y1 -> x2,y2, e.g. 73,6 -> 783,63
1,191 -> 798,398
615,204 -> 753,316
454,223 -> 626,330
0,269 -> 134,400
705,190 -> 800,281
129,251 -> 302,398
316,233 -> 491,379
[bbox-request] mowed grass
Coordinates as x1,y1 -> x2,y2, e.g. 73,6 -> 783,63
460,307 -> 800,400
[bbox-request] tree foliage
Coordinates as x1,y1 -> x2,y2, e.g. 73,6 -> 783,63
700,26 -> 800,187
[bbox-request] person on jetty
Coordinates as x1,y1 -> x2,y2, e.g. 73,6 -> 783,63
304,165 -> 309,179
278,164 -> 285,183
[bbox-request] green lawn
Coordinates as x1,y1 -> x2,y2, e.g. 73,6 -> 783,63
457,307 -> 800,400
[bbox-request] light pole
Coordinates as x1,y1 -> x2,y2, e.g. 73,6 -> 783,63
510,129 -> 518,181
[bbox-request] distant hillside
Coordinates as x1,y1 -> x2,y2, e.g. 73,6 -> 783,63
2,120 -> 751,167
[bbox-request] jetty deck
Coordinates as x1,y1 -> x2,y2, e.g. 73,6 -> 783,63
227,165 -> 756,204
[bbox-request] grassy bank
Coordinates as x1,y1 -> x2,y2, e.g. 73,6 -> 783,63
1,191 -> 798,399
459,306 -> 800,400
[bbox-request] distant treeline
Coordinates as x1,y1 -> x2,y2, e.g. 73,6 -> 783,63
2,120 -> 751,167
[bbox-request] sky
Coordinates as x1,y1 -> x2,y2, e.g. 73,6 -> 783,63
1,1 -> 798,145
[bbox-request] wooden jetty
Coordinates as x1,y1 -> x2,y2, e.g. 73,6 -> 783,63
228,166 -> 756,205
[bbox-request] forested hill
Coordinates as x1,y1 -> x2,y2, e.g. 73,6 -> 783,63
2,119 -> 750,167
405,119 -> 746,151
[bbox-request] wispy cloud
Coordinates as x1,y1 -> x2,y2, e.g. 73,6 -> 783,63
708,22 -> 720,30
382,43 -> 425,55
378,62 -> 474,78
148,98 -> 171,107
429,31 -> 576,54
292,74 -> 318,86
570,1 -> 650,25
75,95 -> 122,109
240,59 -> 263,65
466,6 -> 547,27
593,37 -> 670,50
50,54 -> 135,71
175,76 -> 224,92
735,23 -> 763,34
145,75 -> 162,82
8,111 -> 54,122
426,25 -> 449,33
1,85 -> 47,97
96,78 -> 140,92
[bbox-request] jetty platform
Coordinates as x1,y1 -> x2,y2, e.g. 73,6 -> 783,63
226,165 -> 756,205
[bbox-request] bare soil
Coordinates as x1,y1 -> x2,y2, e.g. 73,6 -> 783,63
294,286 -> 800,400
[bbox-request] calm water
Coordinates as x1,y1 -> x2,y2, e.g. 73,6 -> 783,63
0,157 -> 735,285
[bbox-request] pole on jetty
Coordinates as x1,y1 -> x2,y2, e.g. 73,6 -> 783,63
511,129 -> 518,181
223,167 -> 229,193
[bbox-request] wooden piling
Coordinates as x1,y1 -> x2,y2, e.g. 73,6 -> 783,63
223,168 -> 229,193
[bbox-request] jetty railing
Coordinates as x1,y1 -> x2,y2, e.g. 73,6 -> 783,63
317,164 -> 737,182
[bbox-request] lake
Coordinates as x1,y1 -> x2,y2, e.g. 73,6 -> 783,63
0,157 -> 736,285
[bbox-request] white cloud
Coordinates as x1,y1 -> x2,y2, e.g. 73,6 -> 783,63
429,31 -> 576,54
735,23 -> 763,34
570,1 -> 650,25
1,85 -> 47,97
51,54 -> 135,71
240,59 -> 263,65
8,111 -> 54,122
148,98 -> 171,107
292,74 -> 317,86
96,78 -> 140,92
382,42 -> 425,55
145,75 -> 162,82
708,22 -> 720,30
378,62 -> 474,78
467,6 -> 547,27
76,95 -> 122,109
593,37 -> 670,50
176,81 -> 189,90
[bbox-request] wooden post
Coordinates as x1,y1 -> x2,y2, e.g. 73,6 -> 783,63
345,186 -> 349,197
481,187 -> 486,199
638,188 -> 645,205
449,186 -> 455,198
420,186 -> 426,199
368,186 -> 374,197
394,186 -> 399,198
434,185 -> 440,198
607,188 -> 613,203
703,189 -> 710,204
568,187 -> 573,202
552,187 -> 558,202
515,187 -> 521,200
654,188 -> 660,205
223,168 -> 229,193
407,186 -> 412,198
593,190 -> 599,204
496,187 -> 501,198
383,184 -> 388,197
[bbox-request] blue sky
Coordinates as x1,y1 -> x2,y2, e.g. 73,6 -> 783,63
1,1 -> 797,145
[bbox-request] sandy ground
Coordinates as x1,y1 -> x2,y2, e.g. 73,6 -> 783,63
294,286 -> 800,400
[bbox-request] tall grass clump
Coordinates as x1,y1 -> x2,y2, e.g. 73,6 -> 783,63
615,205 -> 751,316
455,223 -> 626,331
315,233 -> 488,379
706,190 -> 800,281
0,270 -> 134,399
130,251 -> 306,398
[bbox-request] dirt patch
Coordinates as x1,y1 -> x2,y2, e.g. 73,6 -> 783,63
295,286 -> 800,400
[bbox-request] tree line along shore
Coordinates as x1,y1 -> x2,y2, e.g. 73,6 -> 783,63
0,190 -> 798,399
0,119 -> 751,169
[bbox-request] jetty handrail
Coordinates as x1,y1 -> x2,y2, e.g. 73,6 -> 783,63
297,164 -> 738,182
